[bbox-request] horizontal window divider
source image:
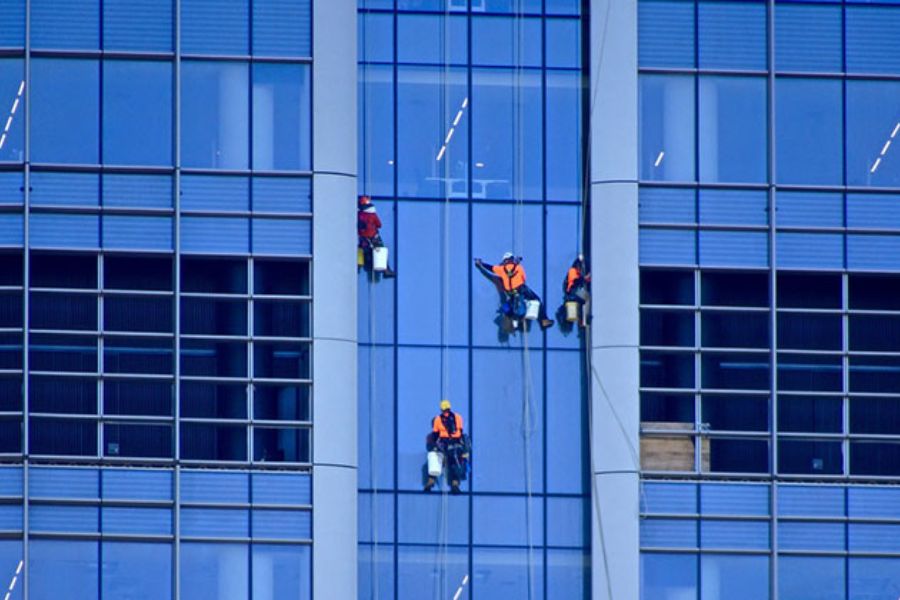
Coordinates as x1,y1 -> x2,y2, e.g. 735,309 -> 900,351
251,336 -> 312,343
0,286 -> 23,292
639,547 -> 771,556
250,461 -> 312,468
638,66 -> 769,77
639,222 -> 769,232
103,290 -> 174,297
641,513 -> 770,522
847,433 -> 900,441
641,470 -> 771,479
100,415 -> 174,423
180,536 -> 312,545
30,49 -> 175,62
776,432 -> 844,440
179,418 -> 250,425
180,167 -> 313,177
250,420 -> 311,428
103,331 -> 174,338
777,349 -> 843,356
248,503 -> 312,511
179,501 -> 311,512
30,412 -> 99,420
250,377 -> 312,385
247,211 -> 313,219
29,287 -> 98,294
179,334 -> 250,342
776,308 -> 843,314
181,54 -> 312,64
638,181 -> 770,191
180,292 -> 251,299
253,294 -> 311,301
179,210 -> 312,219
99,533 -> 175,542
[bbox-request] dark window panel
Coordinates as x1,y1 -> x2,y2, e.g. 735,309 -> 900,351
254,260 -> 309,296
777,273 -> 841,309
851,442 -> 900,477
181,340 -> 247,378
104,338 -> 173,375
702,352 -> 769,390
0,378 -> 20,412
0,334 -> 21,370
104,380 -> 172,417
181,298 -> 247,336
702,312 -> 769,349
641,310 -> 694,347
254,384 -> 309,421
640,269 -> 694,305
31,253 -> 96,289
254,343 -> 309,380
253,427 -> 309,462
180,423 -> 246,461
181,258 -> 246,294
29,377 -> 95,415
702,395 -> 768,432
708,438 -> 768,474
778,396 -> 842,434
778,313 -> 841,351
0,252 -> 22,286
0,292 -> 21,328
104,423 -> 172,459
850,396 -> 900,435
850,356 -> 900,394
850,315 -> 900,352
30,418 -> 97,456
104,255 -> 173,291
849,274 -> 900,311
181,382 -> 246,419
779,440 -> 842,475
778,353 -> 842,392
30,292 -> 97,331
0,419 -> 20,453
701,271 -> 768,307
105,296 -> 173,333
254,301 -> 309,338
29,334 -> 95,373
641,351 -> 694,389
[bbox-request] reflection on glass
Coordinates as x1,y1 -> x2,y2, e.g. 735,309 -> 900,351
640,74 -> 695,181
546,71 -> 582,201
846,79 -> 900,188
359,65 -> 394,197
0,60 -> 23,162
103,61 -> 173,167
252,63 -> 311,171
182,61 -> 249,169
776,78 -> 842,186
699,76 -> 767,183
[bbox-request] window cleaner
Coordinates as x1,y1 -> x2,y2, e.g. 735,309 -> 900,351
475,253 -> 554,329
424,399 -> 470,495
563,254 -> 591,327
358,196 -> 395,278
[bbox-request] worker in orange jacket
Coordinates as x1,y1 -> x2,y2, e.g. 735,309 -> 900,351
563,254 -> 591,327
425,400 -> 468,494
475,252 -> 554,329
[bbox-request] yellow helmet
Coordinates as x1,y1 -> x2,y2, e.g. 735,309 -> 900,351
439,399 -> 451,411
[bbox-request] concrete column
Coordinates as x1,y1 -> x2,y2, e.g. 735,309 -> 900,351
312,1 -> 358,599
589,1 -> 640,599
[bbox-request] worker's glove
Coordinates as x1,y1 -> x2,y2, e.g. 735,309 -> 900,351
474,258 -> 482,266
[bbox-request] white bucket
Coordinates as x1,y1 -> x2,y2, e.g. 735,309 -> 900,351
427,450 -> 443,477
525,299 -> 540,320
565,301 -> 579,322
372,246 -> 388,271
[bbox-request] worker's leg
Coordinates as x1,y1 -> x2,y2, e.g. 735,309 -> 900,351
520,285 -> 554,328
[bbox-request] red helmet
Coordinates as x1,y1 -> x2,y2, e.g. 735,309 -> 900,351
358,195 -> 372,207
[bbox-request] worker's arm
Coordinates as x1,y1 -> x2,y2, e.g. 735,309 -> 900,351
474,259 -> 499,282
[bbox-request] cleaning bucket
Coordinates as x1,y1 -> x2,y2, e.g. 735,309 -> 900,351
565,301 -> 579,322
427,451 -> 443,477
372,246 -> 388,272
525,299 -> 540,320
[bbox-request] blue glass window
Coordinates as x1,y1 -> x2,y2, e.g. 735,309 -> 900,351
181,217 -> 249,253
30,540 -> 97,600
850,558 -> 900,599
104,216 -> 173,251
103,61 -> 173,167
103,0 -> 172,52
398,14 -> 467,65
846,6 -> 900,75
103,174 -> 172,209
699,76 -> 767,184
182,61 -> 249,170
701,555 -> 768,600
699,189 -> 767,226
639,0 -> 695,68
778,556 -> 845,600
546,18 -> 580,69
31,59 -> 99,165
640,75 -> 695,182
546,71 -> 582,201
360,12 -> 393,63
472,17 -> 541,66
641,553 -> 697,599
102,542 -> 171,599
547,0 -> 580,15
252,0 -> 311,57
252,545 -> 311,600
846,80 -> 900,188
31,0 -> 98,50
776,78 -> 842,186
253,177 -> 311,213
182,175 -> 249,212
472,548 -> 544,599
397,546 -> 464,600
181,543 -> 248,600
0,1 -> 24,47
252,64 -> 311,171
775,4 -> 841,73
180,424 -> 247,461
0,61 -> 23,163
182,0 -> 248,55
359,65 -> 395,197
699,1 -> 766,70
777,191 -> 842,228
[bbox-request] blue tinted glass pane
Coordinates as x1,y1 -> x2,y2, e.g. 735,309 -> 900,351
103,174 -> 172,209
103,61 -> 173,166
0,541 -> 20,600
547,497 -> 586,548
396,493 -> 469,544
546,70 -> 582,202
545,205 -> 584,349
253,0 -> 310,57
546,19 -> 580,68
252,64 -> 311,171
105,427 -> 172,460
848,193 -> 900,229
699,189 -> 767,226
641,553 -> 697,599
182,61 -> 249,169
472,548 -> 544,599
31,59 -> 99,165
848,234 -> 900,270
360,13 -> 393,63
778,485 -> 844,516
850,522 -> 900,552
776,191 -> 842,228
397,67 -> 468,198
30,214 -> 99,249
182,0 -> 248,55
779,521 -> 845,551
472,68 -> 542,200
31,172 -> 99,207
397,546 -> 465,600
181,217 -> 249,253
181,471 -> 248,503
398,14 -> 466,65
253,177 -> 310,213
0,215 -> 22,245
640,75 -> 695,182
850,557 -> 900,598
359,65 -> 394,197
472,17 -> 541,66
0,61 -> 24,162
701,483 -> 768,515
30,505 -> 98,533
776,78 -> 842,186
360,545 -> 395,600
641,519 -> 697,548
847,80 -> 900,188
699,231 -> 768,267
775,4 -> 841,72
480,0 -> 542,12
31,0 -> 99,50
30,540 -> 97,600
639,0 -> 695,68
103,216 -> 173,251
182,508 -> 248,537
359,492 -> 394,544
699,76 -> 767,183
640,187 -> 695,224
776,232 -> 844,269
643,483 -> 698,515
0,1 -> 24,47
701,555 -> 769,600
252,219 -> 311,255
102,542 -> 171,599
701,520 -> 769,550
181,543 -> 248,600
358,347 -> 395,488
252,545 -> 310,600
546,351 -> 587,493
640,228 -> 696,266
778,556 -> 845,600
547,0 -> 580,14
103,0 -> 172,52
847,6 -> 900,75
473,496 -> 543,546
182,175 -> 248,212
699,1 -> 766,70
548,550 -> 588,600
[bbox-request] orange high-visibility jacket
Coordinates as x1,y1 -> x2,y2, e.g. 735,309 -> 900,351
433,411 -> 464,439
491,263 -> 526,292
566,266 -> 581,293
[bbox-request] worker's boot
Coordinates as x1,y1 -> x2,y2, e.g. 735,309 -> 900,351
540,318 -> 554,330
384,267 -> 396,279
424,477 -> 436,492
450,480 -> 461,495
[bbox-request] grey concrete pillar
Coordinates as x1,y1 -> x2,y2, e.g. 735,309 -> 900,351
589,1 -> 640,599
312,1 -> 358,599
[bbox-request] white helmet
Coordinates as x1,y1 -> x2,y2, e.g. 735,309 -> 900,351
501,251 -> 514,262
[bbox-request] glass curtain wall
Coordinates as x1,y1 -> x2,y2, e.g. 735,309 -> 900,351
638,0 -> 900,597
358,1 -> 590,599
0,1 -> 313,597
